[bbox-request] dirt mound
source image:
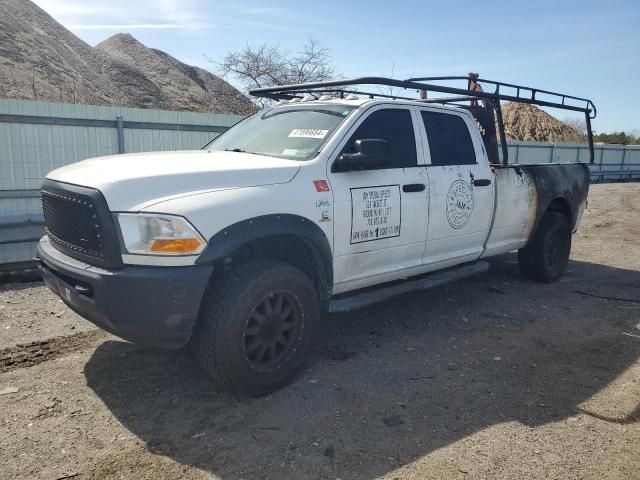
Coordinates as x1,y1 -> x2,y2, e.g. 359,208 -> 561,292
96,33 -> 256,115
0,0 -> 256,115
501,103 -> 585,143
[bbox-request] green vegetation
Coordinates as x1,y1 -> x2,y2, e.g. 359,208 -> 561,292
593,131 -> 640,145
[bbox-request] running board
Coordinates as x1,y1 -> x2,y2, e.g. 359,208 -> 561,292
328,261 -> 489,313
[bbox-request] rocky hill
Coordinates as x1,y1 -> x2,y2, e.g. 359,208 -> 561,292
0,0 -> 256,115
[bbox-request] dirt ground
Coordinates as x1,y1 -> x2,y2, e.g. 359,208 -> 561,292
1,183 -> 639,480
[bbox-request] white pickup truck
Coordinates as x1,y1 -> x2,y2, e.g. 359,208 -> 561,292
38,76 -> 594,395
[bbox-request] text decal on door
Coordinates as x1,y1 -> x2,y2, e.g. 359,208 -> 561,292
350,185 -> 401,244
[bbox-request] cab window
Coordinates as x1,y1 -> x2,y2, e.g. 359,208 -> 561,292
341,109 -> 417,169
421,111 -> 477,166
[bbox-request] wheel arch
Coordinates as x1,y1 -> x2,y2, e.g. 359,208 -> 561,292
546,197 -> 572,218
528,196 -> 573,243
196,214 -> 333,302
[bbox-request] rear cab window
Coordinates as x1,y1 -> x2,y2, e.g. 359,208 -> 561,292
420,110 -> 477,166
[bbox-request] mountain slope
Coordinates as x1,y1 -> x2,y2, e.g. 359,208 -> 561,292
96,33 -> 254,114
0,0 -> 255,114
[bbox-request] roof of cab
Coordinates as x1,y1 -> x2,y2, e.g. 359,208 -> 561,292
269,97 -> 471,113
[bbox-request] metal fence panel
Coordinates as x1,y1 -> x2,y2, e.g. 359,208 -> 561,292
122,129 -> 214,153
502,142 -> 640,182
0,98 -> 243,267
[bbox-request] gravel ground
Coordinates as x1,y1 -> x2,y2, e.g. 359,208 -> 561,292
0,283 -> 96,350
0,183 -> 639,480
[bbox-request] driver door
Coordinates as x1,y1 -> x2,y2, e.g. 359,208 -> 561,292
327,105 -> 429,293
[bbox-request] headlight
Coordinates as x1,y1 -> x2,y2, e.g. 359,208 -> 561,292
116,213 -> 206,256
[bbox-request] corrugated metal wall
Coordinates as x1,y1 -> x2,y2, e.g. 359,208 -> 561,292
501,141 -> 640,180
1,98 -> 639,268
0,98 -> 243,267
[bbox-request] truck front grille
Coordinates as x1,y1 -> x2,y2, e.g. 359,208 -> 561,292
40,180 -> 122,268
42,188 -> 104,259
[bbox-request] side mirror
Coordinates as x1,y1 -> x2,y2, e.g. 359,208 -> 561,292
335,139 -> 391,171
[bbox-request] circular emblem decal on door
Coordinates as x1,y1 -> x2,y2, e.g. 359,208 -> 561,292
446,180 -> 474,229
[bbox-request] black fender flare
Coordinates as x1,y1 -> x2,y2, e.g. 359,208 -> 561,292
195,213 -> 333,287
524,163 -> 590,239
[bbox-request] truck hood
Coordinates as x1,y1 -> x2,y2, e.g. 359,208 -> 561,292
46,150 -> 301,211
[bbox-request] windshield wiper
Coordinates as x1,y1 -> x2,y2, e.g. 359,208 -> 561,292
223,148 -> 265,157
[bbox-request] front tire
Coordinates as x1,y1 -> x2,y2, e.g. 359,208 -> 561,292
195,259 -> 320,396
518,211 -> 571,283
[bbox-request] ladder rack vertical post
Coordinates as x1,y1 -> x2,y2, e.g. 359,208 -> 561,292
493,100 -> 509,166
586,112 -> 594,164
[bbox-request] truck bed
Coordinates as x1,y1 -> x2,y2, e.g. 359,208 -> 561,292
482,163 -> 590,257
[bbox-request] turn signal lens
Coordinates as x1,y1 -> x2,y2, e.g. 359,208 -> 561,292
150,237 -> 203,253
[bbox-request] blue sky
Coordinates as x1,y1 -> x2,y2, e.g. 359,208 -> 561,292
32,0 -> 639,133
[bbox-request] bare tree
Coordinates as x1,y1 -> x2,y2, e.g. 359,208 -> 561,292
562,117 -> 588,136
288,38 -> 334,84
212,38 -> 334,107
373,63 -> 410,99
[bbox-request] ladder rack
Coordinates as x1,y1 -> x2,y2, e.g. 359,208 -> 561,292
249,75 -> 597,164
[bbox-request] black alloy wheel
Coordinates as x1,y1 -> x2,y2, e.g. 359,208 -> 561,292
243,291 -> 303,372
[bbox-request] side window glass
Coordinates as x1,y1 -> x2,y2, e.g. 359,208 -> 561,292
421,111 -> 477,166
341,109 -> 417,169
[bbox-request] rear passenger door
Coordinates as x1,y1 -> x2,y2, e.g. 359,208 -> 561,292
328,105 -> 429,292
418,108 -> 495,268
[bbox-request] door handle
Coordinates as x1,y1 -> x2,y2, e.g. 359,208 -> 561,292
473,179 -> 492,187
402,183 -> 426,192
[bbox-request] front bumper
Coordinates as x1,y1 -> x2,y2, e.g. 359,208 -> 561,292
37,236 -> 213,349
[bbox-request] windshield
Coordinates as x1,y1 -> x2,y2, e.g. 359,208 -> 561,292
205,104 -> 357,160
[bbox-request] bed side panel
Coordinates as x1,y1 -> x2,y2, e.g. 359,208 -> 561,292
482,166 -> 537,257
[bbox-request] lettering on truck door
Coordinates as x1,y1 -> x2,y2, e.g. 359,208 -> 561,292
350,185 -> 401,243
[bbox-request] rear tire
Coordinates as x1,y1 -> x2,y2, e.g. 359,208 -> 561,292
195,259 -> 319,396
518,212 -> 571,283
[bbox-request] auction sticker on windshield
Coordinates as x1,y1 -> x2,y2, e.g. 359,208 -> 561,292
350,185 -> 401,244
288,128 -> 329,139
